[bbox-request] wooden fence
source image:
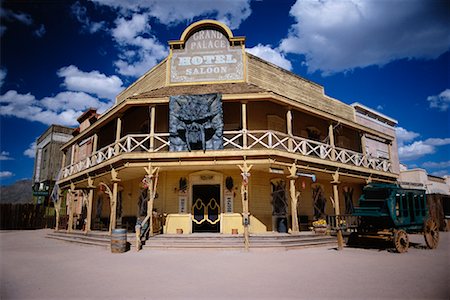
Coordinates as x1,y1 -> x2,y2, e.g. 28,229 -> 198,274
0,204 -> 55,230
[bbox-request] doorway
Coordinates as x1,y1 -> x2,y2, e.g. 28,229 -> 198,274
192,184 -> 221,233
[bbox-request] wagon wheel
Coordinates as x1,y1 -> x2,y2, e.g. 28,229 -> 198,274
423,218 -> 439,249
393,229 -> 409,253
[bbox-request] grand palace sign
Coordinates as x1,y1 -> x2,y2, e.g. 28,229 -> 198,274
169,20 -> 245,84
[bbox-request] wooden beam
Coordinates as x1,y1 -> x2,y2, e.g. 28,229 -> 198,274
287,109 -> 293,152
241,102 -> 248,149
288,163 -> 300,233
238,160 -> 252,251
331,171 -> 344,250
329,124 -> 336,161
149,105 -> 156,150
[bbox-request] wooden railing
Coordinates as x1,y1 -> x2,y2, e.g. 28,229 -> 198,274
62,130 -> 392,178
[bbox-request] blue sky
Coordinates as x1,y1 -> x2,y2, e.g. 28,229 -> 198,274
0,0 -> 449,186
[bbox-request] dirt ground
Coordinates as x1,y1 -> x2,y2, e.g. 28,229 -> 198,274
0,229 -> 448,300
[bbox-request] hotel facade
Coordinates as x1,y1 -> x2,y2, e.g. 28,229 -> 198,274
56,20 -> 400,242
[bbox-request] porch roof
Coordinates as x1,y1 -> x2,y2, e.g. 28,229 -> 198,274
128,82 -> 266,99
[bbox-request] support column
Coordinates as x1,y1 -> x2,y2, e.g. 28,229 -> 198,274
109,169 -> 120,233
149,105 -> 156,151
70,144 -> 76,165
54,188 -> 62,231
241,102 -> 248,149
328,124 -> 336,161
387,140 -> 393,172
85,177 -> 95,234
288,163 -> 300,233
61,151 -> 66,169
114,117 -> 122,154
92,133 -> 98,153
361,133 -> 368,166
331,171 -> 344,250
238,160 -> 252,251
144,163 -> 159,238
68,183 -> 76,233
287,109 -> 293,152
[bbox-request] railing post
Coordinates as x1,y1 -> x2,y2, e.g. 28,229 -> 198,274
149,105 -> 156,151
287,109 -> 293,152
241,101 -> 248,149
328,124 -> 336,161
114,116 -> 122,154
360,133 -> 368,167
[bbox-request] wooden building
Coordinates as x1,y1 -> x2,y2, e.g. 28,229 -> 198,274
56,20 -> 399,243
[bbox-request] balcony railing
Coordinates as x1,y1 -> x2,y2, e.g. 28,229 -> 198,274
61,130 -> 391,179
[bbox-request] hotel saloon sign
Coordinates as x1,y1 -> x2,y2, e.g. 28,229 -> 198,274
169,22 -> 245,84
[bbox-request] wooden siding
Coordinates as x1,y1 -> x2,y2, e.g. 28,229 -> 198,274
247,53 -> 355,121
116,59 -> 167,104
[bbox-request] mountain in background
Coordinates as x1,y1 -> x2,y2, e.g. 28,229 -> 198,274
0,179 -> 33,204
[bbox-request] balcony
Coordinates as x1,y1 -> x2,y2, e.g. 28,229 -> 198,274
61,130 -> 391,179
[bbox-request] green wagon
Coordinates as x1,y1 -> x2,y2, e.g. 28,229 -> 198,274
351,183 -> 439,253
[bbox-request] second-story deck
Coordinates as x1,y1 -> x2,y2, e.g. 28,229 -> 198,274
61,129 -> 392,179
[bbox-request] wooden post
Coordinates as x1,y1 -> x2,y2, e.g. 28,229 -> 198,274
135,225 -> 142,251
328,124 -> 336,161
331,171 -> 344,250
288,163 -> 300,233
61,151 -> 66,169
68,183 -> 76,232
149,106 -> 156,151
70,145 -> 76,165
92,133 -> 98,152
287,109 -> 293,152
144,163 -> 160,238
241,102 -> 248,149
361,133 -> 368,166
109,169 -> 120,233
54,188 -> 62,231
114,117 -> 122,154
85,177 -> 95,234
238,160 -> 252,251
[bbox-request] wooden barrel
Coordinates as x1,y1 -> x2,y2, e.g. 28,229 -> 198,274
111,229 -> 127,253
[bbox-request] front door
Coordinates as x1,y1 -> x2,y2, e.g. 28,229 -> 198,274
192,184 -> 220,233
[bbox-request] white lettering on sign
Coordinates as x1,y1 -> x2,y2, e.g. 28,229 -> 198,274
170,29 -> 244,83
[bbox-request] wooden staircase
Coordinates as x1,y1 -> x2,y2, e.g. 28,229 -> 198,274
46,230 -> 135,249
46,231 -> 336,250
143,232 -> 336,250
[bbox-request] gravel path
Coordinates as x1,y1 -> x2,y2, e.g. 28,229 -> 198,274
1,229 -> 448,299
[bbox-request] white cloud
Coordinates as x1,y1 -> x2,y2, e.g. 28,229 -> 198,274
0,69 -> 6,89
427,89 -> 450,112
33,24 -> 46,38
247,44 -> 292,71
0,151 -> 13,161
430,170 -> 449,177
422,160 -> 450,169
91,0 -> 251,30
280,0 -> 450,74
0,171 -> 14,178
0,89 -> 111,127
23,142 -> 37,158
110,13 -> 168,77
0,7 -> 33,25
398,141 -> 435,161
85,0 -> 252,77
71,1 -> 105,33
57,65 -> 123,100
395,127 -> 419,146
398,136 -> 450,161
